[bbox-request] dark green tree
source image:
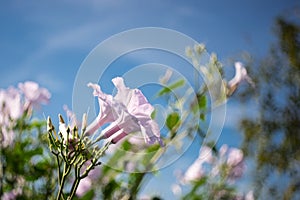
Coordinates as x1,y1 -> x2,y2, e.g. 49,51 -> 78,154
238,15 -> 300,199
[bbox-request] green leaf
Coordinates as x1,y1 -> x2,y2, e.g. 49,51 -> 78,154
197,94 -> 207,109
200,113 -> 205,121
166,112 -> 181,132
191,93 -> 207,114
151,109 -> 156,119
103,180 -> 120,199
157,79 -> 185,96
121,140 -> 132,151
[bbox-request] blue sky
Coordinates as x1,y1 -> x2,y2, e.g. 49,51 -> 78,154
1,0 -> 299,199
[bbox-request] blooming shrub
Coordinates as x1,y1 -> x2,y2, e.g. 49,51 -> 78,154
0,45 -> 255,200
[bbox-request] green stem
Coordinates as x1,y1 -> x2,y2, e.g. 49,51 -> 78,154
56,163 -> 70,200
67,177 -> 81,200
54,152 -> 62,184
67,164 -> 81,200
67,160 -> 98,200
129,147 -> 166,199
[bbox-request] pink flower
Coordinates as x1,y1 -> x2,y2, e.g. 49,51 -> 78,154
0,128 -> 15,148
228,161 -> 244,180
63,105 -> 78,127
198,145 -> 214,163
227,148 -> 243,166
171,184 -> 182,196
227,148 -> 245,180
183,159 -> 205,183
76,166 -> 101,197
76,177 -> 92,197
0,87 -> 23,147
110,77 -> 162,145
2,176 -> 24,200
85,83 -> 115,135
86,77 -> 163,146
219,144 -> 228,157
227,62 -> 254,96
183,146 -> 214,183
18,81 -> 51,108
0,87 -> 23,120
245,190 -> 254,200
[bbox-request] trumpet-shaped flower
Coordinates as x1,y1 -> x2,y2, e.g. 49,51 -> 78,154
110,77 -> 162,145
85,83 -> 115,135
227,62 -> 254,96
86,77 -> 163,146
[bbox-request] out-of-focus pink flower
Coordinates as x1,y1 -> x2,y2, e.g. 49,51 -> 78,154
219,144 -> 228,157
227,62 -> 254,96
245,190 -> 254,200
183,159 -> 205,183
76,166 -> 101,197
18,81 -> 51,108
227,148 -> 245,180
0,87 -> 23,147
86,77 -> 163,146
0,87 -> 23,120
76,177 -> 92,197
2,176 -> 24,200
227,148 -> 243,166
171,184 -> 182,196
1,128 -> 15,148
198,145 -> 214,163
228,161 -> 245,180
63,105 -> 78,127
0,82 -> 50,148
183,145 -> 214,183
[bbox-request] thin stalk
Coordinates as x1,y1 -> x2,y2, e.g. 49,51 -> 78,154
54,152 -> 62,184
56,162 -> 70,200
129,147 -> 166,199
67,165 -> 81,200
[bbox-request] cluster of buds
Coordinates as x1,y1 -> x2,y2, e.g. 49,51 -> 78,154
47,114 -> 109,199
46,113 -> 107,166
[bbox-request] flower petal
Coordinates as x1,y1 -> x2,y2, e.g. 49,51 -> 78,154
85,83 -> 115,135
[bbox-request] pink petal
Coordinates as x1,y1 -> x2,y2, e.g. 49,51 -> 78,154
76,177 -> 92,197
85,83 -> 115,135
198,146 -> 214,163
112,77 -> 133,106
227,148 -> 243,166
183,159 -> 204,183
18,81 -> 51,105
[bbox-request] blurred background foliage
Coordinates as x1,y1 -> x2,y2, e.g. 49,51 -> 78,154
238,15 -> 300,199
